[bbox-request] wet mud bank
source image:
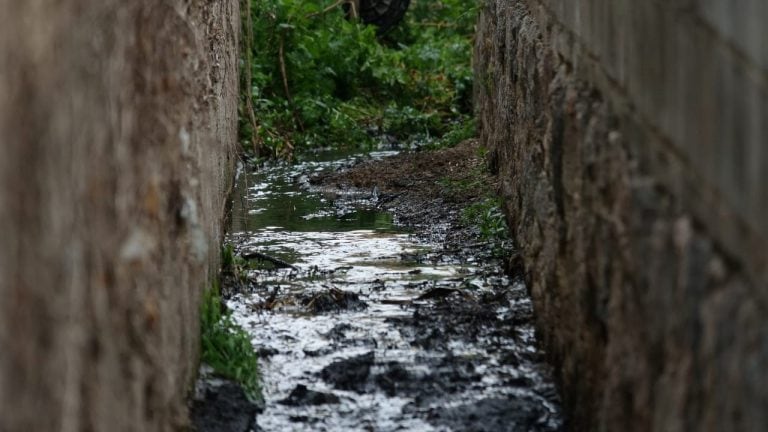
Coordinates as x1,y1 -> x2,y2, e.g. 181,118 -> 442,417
195,140 -> 563,431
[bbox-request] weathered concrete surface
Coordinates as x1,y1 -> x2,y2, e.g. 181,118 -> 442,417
0,1 -> 239,430
474,1 -> 767,431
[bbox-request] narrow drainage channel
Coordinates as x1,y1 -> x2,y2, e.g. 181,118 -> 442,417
222,149 -> 563,431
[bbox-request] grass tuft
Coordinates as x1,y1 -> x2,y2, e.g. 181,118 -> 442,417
200,278 -> 262,402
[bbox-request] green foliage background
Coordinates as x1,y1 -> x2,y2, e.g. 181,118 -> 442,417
240,0 -> 480,158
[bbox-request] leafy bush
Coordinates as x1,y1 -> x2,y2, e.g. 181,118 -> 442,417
240,0 -> 481,158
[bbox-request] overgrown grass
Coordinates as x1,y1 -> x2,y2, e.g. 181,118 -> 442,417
200,277 -> 262,402
240,0 -> 481,158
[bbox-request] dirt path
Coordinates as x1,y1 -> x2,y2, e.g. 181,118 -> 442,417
193,141 -> 563,431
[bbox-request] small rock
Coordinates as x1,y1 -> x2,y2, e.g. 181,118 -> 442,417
278,384 -> 340,406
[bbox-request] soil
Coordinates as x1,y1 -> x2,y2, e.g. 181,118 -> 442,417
192,140 -> 562,431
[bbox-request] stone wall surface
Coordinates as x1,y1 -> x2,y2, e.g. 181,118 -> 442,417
0,1 -> 239,431
474,1 -> 767,431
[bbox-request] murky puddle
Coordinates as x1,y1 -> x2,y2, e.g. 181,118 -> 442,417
225,150 -> 562,431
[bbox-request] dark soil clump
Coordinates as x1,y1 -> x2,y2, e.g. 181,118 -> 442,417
320,352 -> 375,392
191,380 -> 262,432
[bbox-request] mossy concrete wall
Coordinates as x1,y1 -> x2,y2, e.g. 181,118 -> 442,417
475,1 -> 767,430
0,1 -> 239,430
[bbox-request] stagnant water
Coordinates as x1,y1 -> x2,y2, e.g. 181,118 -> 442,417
224,150 -> 563,431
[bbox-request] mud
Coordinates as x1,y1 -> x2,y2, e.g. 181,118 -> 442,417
321,352 -> 376,392
195,141 -> 562,431
192,379 -> 261,432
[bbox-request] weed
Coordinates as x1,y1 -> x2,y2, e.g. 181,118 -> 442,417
461,197 -> 510,256
221,243 -> 254,280
200,279 -> 262,402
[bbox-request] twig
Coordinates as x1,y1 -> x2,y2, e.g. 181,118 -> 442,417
241,251 -> 299,270
242,0 -> 264,156
412,21 -> 458,28
381,298 -> 413,306
277,34 -> 292,105
277,33 -> 305,134
440,242 -> 492,254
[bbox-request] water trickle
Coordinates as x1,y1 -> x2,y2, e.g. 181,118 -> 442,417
225,150 -> 562,431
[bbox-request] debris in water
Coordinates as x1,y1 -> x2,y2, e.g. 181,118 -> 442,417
242,250 -> 298,270
416,287 -> 461,300
278,384 -> 341,406
301,287 -> 368,313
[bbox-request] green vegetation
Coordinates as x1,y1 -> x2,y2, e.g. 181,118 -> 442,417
240,0 -> 480,158
200,277 -> 262,401
221,243 -> 250,280
462,197 -> 508,242
462,197 -> 510,256
436,145 -> 511,257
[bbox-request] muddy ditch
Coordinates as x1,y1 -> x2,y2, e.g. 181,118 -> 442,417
192,140 -> 563,431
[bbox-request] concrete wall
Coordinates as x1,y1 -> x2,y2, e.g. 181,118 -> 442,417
0,1 -> 239,430
474,0 -> 767,430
